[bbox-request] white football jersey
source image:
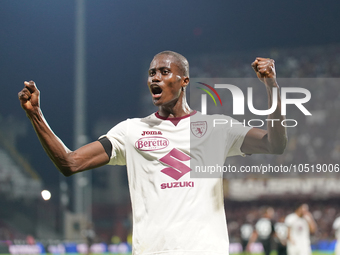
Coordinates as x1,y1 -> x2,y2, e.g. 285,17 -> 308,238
240,224 -> 253,240
333,216 -> 340,241
285,213 -> 311,247
334,217 -> 340,255
255,218 -> 273,240
102,111 -> 251,255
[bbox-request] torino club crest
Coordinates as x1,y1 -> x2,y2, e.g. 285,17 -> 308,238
191,121 -> 207,138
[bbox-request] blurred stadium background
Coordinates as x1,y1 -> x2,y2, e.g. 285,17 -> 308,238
1,0 -> 340,254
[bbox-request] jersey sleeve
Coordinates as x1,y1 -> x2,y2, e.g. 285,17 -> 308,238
98,120 -> 127,166
225,117 -> 252,157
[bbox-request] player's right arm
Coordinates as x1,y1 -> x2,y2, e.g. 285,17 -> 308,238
18,81 -> 110,176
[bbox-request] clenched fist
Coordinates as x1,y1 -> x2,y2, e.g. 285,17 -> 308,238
18,80 -> 40,114
251,57 -> 277,87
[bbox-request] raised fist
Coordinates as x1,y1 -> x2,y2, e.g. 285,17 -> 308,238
18,80 -> 40,113
251,57 -> 277,87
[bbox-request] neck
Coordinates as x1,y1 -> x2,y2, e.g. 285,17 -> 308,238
158,92 -> 192,118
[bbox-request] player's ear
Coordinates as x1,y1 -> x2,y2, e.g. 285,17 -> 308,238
182,76 -> 189,88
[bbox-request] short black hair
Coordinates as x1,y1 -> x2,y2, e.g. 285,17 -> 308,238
154,50 -> 189,78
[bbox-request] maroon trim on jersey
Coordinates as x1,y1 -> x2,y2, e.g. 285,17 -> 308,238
155,110 -> 197,126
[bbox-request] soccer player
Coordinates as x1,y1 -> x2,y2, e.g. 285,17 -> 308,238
240,220 -> 254,254
275,216 -> 288,255
333,215 -> 340,255
246,207 -> 275,255
285,203 -> 317,255
18,51 -> 287,255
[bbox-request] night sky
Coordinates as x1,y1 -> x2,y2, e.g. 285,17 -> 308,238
1,0 -> 340,186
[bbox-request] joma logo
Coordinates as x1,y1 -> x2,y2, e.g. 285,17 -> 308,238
141,131 -> 163,136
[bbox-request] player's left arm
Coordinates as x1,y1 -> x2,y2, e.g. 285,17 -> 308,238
241,57 -> 287,155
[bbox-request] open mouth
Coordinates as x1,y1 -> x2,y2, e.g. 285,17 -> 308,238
150,84 -> 163,98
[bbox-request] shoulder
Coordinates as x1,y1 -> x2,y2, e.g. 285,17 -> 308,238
333,217 -> 340,229
256,218 -> 264,224
285,213 -> 296,225
257,217 -> 271,224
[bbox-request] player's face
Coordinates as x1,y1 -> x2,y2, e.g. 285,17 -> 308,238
148,54 -> 187,107
301,204 -> 309,215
